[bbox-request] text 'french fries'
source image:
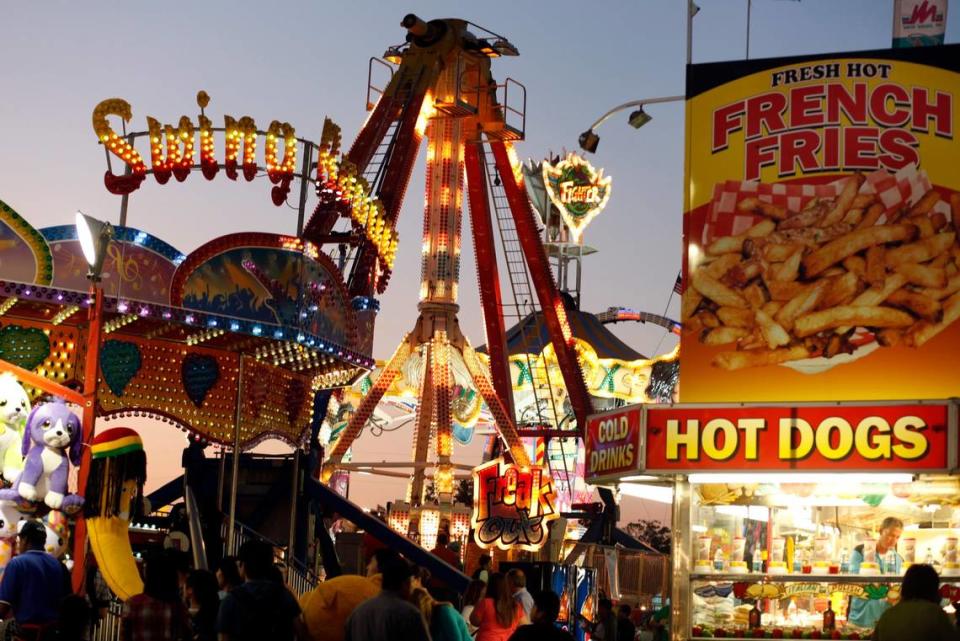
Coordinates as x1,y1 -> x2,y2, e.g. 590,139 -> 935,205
684,173 -> 960,370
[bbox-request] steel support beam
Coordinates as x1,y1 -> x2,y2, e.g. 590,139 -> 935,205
488,141 -> 594,430
463,141 -> 516,422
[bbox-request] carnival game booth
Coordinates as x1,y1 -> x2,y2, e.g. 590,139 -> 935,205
586,401 -> 960,640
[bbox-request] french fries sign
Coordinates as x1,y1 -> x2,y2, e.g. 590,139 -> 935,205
643,403 -> 952,472
681,46 -> 960,402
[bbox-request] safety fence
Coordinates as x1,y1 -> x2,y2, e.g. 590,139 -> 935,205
585,545 -> 670,609
91,520 -> 318,641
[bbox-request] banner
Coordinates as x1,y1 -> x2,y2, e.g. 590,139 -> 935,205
894,0 -> 948,47
680,46 -> 960,402
584,406 -> 642,481
643,402 -> 953,472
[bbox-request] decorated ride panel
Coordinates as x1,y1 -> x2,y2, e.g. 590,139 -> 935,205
502,339 -> 680,410
97,340 -> 314,447
0,198 -> 367,447
0,201 -> 52,286
41,226 -> 183,305
171,233 -> 358,351
0,313 -> 82,399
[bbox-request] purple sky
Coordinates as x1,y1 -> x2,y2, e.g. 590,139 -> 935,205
2,1 -> 957,526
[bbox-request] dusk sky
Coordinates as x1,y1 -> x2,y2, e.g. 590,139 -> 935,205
2,1 -> 957,526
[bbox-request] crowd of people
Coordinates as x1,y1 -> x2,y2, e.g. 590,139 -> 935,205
10,517 -> 960,641
0,518 -> 589,641
319,546 -> 577,641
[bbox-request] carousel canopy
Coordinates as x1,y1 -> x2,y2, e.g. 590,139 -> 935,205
0,198 -> 374,448
495,306 -> 646,361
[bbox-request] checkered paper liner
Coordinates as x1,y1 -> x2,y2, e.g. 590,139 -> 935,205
696,165 -> 952,368
701,164 -> 951,245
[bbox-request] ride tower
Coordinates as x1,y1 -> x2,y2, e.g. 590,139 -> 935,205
314,15 -> 593,506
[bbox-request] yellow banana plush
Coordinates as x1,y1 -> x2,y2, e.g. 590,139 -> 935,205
83,428 -> 147,600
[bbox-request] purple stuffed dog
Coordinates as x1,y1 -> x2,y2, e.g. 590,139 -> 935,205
0,399 -> 83,510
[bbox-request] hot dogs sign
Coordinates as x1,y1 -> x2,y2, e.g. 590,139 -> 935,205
583,402 -> 955,474
680,45 -> 960,403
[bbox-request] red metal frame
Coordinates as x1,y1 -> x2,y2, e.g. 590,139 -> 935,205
73,286 -> 104,592
349,88 -> 429,297
0,285 -> 104,594
463,143 -> 515,421
488,141 -> 594,430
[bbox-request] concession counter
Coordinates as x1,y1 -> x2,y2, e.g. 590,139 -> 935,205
584,400 -> 960,641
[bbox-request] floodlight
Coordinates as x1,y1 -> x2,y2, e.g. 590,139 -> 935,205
628,107 -> 653,129
75,211 -> 114,282
492,38 -> 519,56
578,129 -> 600,154
383,46 -> 404,65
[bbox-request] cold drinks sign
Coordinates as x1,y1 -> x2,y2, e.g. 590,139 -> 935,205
583,402 -> 956,475
585,406 -> 642,482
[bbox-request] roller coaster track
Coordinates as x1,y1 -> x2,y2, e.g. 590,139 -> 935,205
594,306 -> 681,334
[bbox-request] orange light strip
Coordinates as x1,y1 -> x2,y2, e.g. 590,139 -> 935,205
92,99 -> 147,175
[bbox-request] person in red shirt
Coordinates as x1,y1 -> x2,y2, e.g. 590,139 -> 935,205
470,573 -> 528,641
431,532 -> 461,570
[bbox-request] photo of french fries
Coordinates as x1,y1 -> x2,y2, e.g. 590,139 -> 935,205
683,172 -> 960,371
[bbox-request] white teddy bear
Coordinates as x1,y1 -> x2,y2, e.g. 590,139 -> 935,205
0,501 -> 23,539
0,373 -> 29,483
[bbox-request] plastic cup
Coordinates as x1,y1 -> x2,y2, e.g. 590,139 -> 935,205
862,539 -> 877,564
697,536 -> 712,562
772,538 -> 786,563
946,538 -> 958,564
901,538 -> 916,564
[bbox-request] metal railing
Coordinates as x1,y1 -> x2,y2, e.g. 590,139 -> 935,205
91,600 -> 124,641
87,521 -> 319,641
222,519 -> 319,596
585,546 -> 670,607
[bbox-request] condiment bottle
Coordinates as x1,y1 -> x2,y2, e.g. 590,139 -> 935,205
839,548 -> 850,574
823,601 -> 836,631
753,547 -> 763,573
749,601 -> 762,629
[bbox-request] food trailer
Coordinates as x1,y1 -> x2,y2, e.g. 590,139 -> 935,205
587,401 -> 960,640
607,39 -> 960,641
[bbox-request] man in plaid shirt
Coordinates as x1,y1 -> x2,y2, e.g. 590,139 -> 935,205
122,550 -> 190,641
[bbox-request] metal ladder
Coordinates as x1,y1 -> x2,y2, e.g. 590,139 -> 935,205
362,116 -> 400,191
479,141 -> 577,505
479,141 -> 558,429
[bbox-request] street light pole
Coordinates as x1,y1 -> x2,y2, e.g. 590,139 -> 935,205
578,95 -> 685,153
585,96 -> 685,133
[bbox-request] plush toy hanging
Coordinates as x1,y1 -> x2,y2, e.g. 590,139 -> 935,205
0,399 -> 84,512
84,427 -> 147,520
0,372 -> 30,483
83,427 -> 147,601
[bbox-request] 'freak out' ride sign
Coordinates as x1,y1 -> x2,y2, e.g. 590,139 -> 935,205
644,402 -> 954,472
471,458 -> 559,552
